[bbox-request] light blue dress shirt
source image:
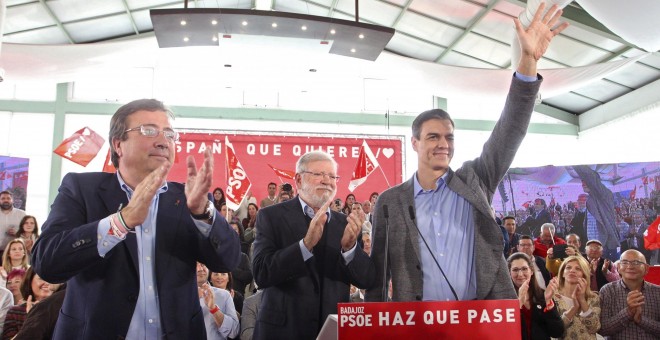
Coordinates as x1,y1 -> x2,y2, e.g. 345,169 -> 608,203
97,172 -> 214,339
413,173 -> 477,301
298,197 -> 356,263
201,286 -> 240,340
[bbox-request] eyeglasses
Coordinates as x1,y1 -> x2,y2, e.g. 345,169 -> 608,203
511,267 -> 530,274
518,243 -> 533,248
125,124 -> 179,142
301,171 -> 340,182
619,260 -> 647,267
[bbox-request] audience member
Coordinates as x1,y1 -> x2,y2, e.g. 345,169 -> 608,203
369,192 -> 378,207
342,193 -> 356,215
31,99 -> 240,339
507,252 -> 563,340
362,201 -> 373,224
553,256 -> 601,339
546,243 -> 581,277
260,182 -> 278,208
197,263 -> 239,340
362,231 -> 372,256
518,236 -> 551,289
252,151 -> 375,339
0,286 -> 12,336
13,284 -> 66,340
277,190 -> 291,203
351,202 -> 372,235
522,198 -> 552,237
210,272 -> 244,315
365,4 -> 568,302
504,216 -> 522,257
15,216 -> 39,255
620,210 -> 651,263
1,267 -> 55,339
240,289 -> 262,340
533,223 -> 566,258
585,239 -> 618,291
5,269 -> 24,305
331,198 -> 342,213
599,249 -> 660,339
0,239 -> 29,288
242,203 -> 259,249
212,187 -> 226,211
570,193 -> 590,252
0,191 -> 25,257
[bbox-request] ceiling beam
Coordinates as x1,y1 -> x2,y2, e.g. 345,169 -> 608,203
121,0 -> 140,35
435,0 -> 500,63
390,0 -> 414,28
579,78 -> 660,131
38,0 -> 74,43
534,103 -> 578,126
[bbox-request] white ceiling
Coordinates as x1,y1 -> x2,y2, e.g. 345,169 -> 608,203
1,0 -> 659,124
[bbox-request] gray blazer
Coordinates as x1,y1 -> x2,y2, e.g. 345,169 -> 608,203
365,75 -> 542,302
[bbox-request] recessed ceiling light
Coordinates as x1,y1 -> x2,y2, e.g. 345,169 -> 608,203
359,34 -> 364,39
301,25 -> 307,31
211,20 -> 218,25
309,69 -> 317,72
242,21 -> 248,26
224,64 -> 232,68
212,36 -> 218,42
330,29 -> 336,34
183,37 -> 189,42
180,20 -> 187,26
272,23 -> 278,28
350,48 -> 356,53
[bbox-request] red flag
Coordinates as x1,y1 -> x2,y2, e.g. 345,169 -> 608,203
0,171 -> 5,180
348,140 -> 380,192
53,127 -> 105,167
225,136 -> 252,211
102,148 -> 117,173
268,164 -> 295,179
630,186 -> 637,200
644,216 -> 660,251
642,176 -> 649,185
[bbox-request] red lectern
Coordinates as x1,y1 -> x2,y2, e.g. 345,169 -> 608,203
328,299 -> 521,340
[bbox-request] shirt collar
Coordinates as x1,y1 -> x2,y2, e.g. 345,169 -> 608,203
413,171 -> 449,198
116,171 -> 169,197
298,196 -> 332,222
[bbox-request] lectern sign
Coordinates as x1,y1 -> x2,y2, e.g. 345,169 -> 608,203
337,300 -> 520,339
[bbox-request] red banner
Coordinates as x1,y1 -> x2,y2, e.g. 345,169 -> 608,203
338,300 -> 520,339
167,132 -> 403,203
53,127 -> 105,167
101,148 -> 117,173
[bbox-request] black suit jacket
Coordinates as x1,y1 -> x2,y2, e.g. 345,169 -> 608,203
251,197 -> 376,340
520,299 -> 564,340
31,172 -> 241,339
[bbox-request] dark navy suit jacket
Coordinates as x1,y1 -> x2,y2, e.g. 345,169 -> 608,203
32,172 -> 241,339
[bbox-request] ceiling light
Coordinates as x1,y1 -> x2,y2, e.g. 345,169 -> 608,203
301,25 -> 307,31
330,29 -> 336,35
183,37 -> 189,42
272,23 -> 278,28
180,20 -> 187,26
359,34 -> 364,39
211,20 -> 218,25
350,48 -> 356,53
242,21 -> 248,26
212,36 -> 218,42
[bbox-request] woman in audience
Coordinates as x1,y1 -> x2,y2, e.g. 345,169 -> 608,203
16,216 -> 39,255
5,269 -> 25,305
212,187 -> 226,211
1,267 -> 55,339
220,203 -> 241,226
553,255 -> 601,339
507,252 -> 564,339
210,272 -> 244,316
342,194 -> 356,215
0,239 -> 29,288
242,203 -> 259,248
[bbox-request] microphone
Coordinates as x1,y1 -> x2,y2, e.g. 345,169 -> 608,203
381,204 -> 390,302
408,206 -> 459,301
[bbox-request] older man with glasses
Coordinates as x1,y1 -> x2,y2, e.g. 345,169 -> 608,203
599,249 -> 660,339
32,99 -> 241,339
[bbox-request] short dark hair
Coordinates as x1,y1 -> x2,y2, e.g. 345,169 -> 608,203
0,191 -> 11,197
502,216 -> 516,223
411,109 -> 455,140
520,235 -> 533,242
268,182 -> 277,187
109,99 -> 174,167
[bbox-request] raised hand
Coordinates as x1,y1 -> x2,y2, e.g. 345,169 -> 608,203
303,199 -> 333,251
627,290 -> 644,323
341,206 -> 365,251
518,278 -> 531,309
545,277 -> 559,303
121,162 -> 171,228
186,148 -> 214,215
199,283 -> 215,309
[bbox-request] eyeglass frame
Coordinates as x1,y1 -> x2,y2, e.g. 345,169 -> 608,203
619,260 -> 647,267
300,171 -> 341,182
124,124 -> 179,142
510,267 -> 531,274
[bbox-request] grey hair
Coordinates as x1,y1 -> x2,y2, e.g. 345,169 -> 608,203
540,223 -> 555,234
295,151 -> 337,173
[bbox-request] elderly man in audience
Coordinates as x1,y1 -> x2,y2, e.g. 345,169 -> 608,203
517,236 -> 550,289
585,239 -> 618,291
599,249 -> 660,339
533,223 -> 566,259
196,262 -> 239,340
546,233 -> 584,276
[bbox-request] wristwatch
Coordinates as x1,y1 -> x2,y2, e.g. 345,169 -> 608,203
191,201 -> 214,221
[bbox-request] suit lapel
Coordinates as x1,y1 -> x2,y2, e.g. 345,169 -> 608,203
399,178 -> 422,264
446,170 -> 493,219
